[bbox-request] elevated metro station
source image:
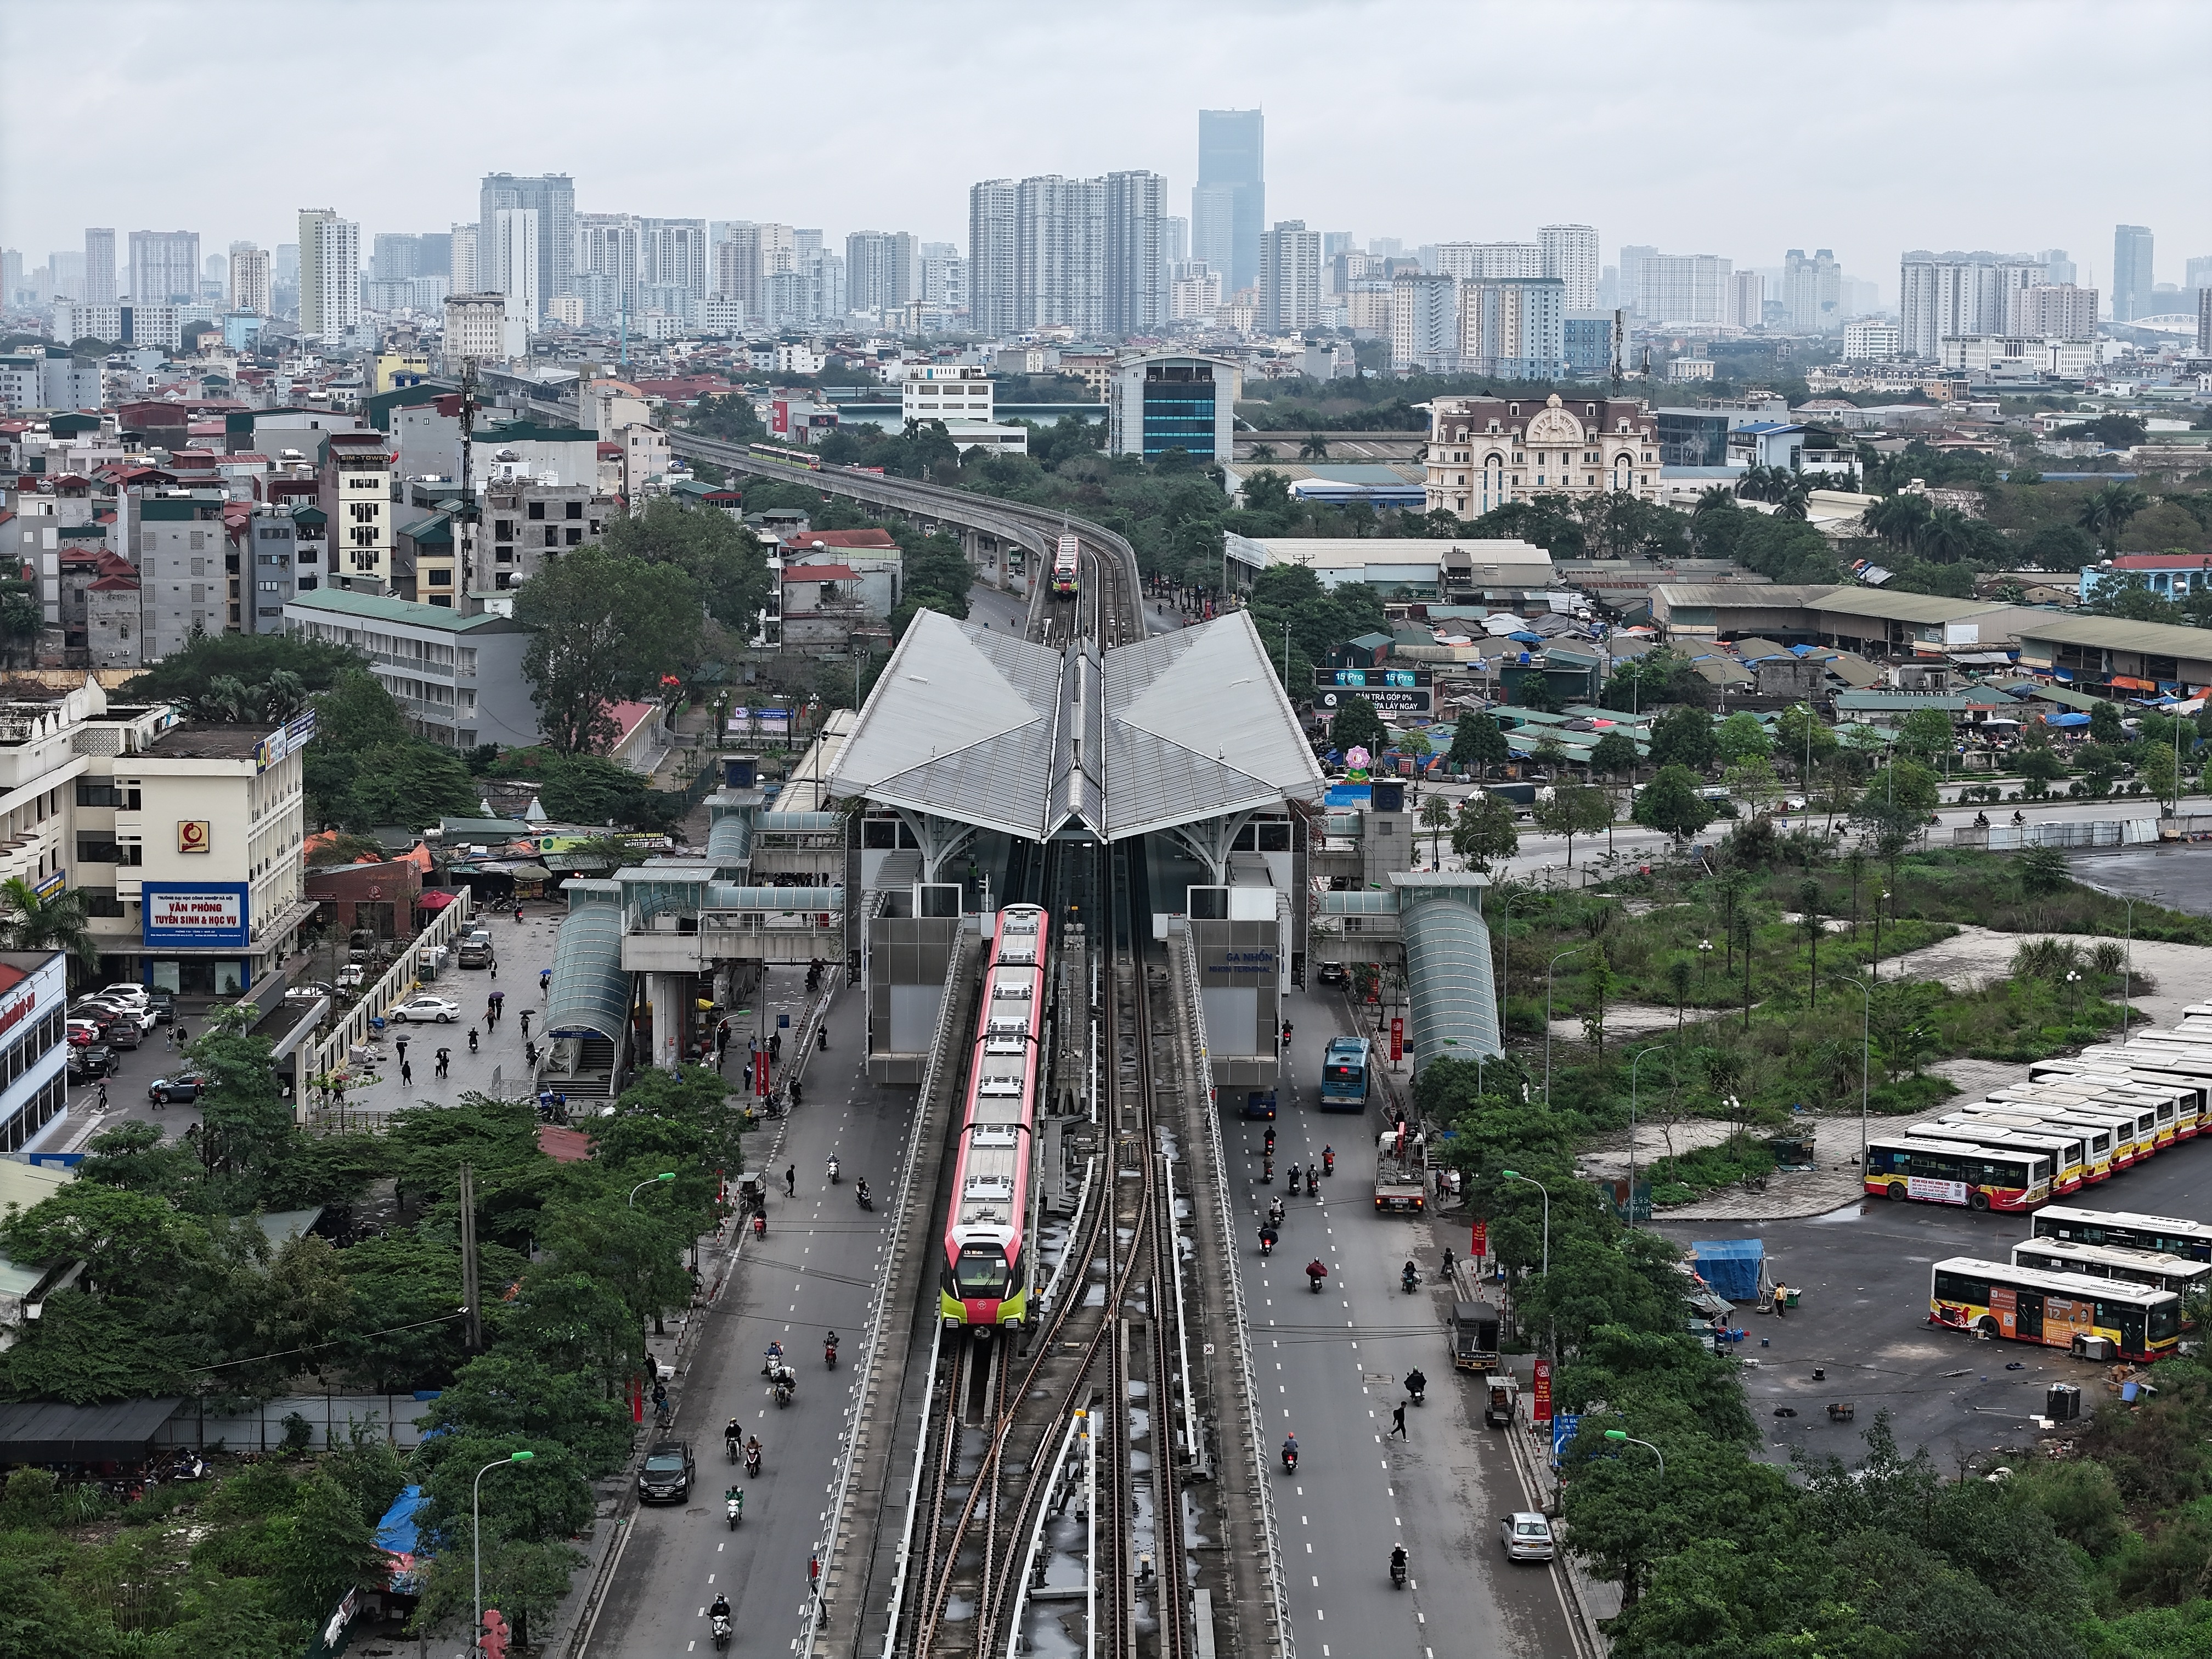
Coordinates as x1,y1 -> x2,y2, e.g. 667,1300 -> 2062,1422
533,606 -> 1504,1102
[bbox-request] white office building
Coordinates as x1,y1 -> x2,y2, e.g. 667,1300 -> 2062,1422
1637,254 -> 1732,325
229,246 -> 270,315
1259,219 -> 1322,332
1435,241 -> 1542,281
492,208 -> 540,321
1841,319 -> 1902,360
1538,224 -> 1600,311
1898,250 -> 2042,359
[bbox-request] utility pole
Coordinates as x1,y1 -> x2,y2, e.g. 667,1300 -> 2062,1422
456,358 -> 481,608
459,1161 -> 482,1350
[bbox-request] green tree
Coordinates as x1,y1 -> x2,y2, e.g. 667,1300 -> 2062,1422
1328,695 -> 1388,758
0,1183 -> 189,1296
267,1470 -> 388,1624
1449,710 -> 1510,776
1631,764 -> 1714,843
1536,781 -> 1614,867
421,1352 -> 634,1475
0,876 -> 97,980
1797,877 -> 1825,1006
1589,729 -> 1639,783
1419,795 -> 1453,866
120,631 -> 360,709
1896,706 -> 1956,765
1579,946 -> 1617,1058
2087,697 -> 2126,747
1853,758 -> 1941,886
1714,711 -> 1770,766
1774,702 -> 1838,778
515,547 -> 704,755
2076,482 -> 2148,554
601,497 -> 771,633
1452,793 -> 1520,872
2140,741 -> 2180,814
1646,705 -> 1717,773
341,741 -> 481,832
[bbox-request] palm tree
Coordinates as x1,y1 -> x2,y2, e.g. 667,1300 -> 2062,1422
1864,492 -> 1931,548
261,669 -> 309,720
0,877 -> 98,984
193,676 -> 251,723
1916,505 -> 1974,565
1735,464 -> 1771,503
1772,476 -> 1811,521
1299,433 -> 1331,460
1693,484 -> 1736,516
2076,483 -> 2148,554
1249,442 -> 1278,461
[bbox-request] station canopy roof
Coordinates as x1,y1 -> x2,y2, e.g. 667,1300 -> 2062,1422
830,610 -> 1323,844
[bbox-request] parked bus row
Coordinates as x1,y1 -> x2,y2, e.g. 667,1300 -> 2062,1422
1865,1035 -> 2212,1213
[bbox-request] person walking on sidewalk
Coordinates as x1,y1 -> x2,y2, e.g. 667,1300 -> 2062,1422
1390,1401 -> 1409,1440
785,1165 -> 797,1198
400,1058 -> 413,1088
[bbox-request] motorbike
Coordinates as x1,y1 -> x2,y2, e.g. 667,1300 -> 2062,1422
825,1334 -> 840,1369
1390,1548 -> 1408,1590
711,1610 -> 734,1649
1259,1227 -> 1278,1257
772,1367 -> 796,1408
745,1442 -> 763,1479
726,1435 -> 740,1464
762,1343 -> 785,1376
1322,1148 -> 1334,1176
725,1489 -> 743,1530
1306,1263 -> 1327,1294
1401,1264 -> 1421,1295
1405,1368 -> 1427,1407
1261,1157 -> 1274,1185
1305,1168 -> 1318,1197
827,1155 -> 840,1184
1282,1439 -> 1299,1473
856,1186 -> 874,1211
1267,1197 -> 1285,1227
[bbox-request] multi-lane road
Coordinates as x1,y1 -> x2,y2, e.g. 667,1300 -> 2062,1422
1226,973 -> 1592,1659
584,965 -> 916,1659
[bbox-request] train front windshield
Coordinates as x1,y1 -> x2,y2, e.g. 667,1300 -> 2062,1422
955,1245 -> 1012,1299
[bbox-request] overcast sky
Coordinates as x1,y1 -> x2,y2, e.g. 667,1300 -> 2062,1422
6,0 -> 2210,302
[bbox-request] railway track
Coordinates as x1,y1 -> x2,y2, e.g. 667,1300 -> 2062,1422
669,431 -> 1146,647
892,838 -> 1194,1659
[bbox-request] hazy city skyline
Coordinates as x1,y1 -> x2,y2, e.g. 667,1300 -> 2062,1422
4,0 -> 2210,304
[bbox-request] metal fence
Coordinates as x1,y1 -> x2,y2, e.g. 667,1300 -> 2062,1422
1951,819 -> 2159,850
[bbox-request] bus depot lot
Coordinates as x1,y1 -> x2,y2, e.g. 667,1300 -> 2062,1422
1651,1141 -> 2210,1468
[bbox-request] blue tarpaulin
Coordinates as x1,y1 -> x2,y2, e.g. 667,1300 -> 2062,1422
2044,711 -> 2091,728
1692,1239 -> 1765,1302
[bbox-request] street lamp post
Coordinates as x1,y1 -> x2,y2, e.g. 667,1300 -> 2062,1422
1500,1169 -> 1550,1279
1870,890 -> 1890,980
1697,936 -> 1712,994
629,1172 -> 676,1207
1839,974 -> 1872,1169
2119,891 -> 2159,1044
474,1451 -> 535,1655
1627,1046 -> 1669,1229
1602,1428 -> 1664,1480
1543,944 -> 1588,1105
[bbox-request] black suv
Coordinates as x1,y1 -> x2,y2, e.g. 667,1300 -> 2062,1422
637,1439 -> 693,1504
1316,961 -> 1349,987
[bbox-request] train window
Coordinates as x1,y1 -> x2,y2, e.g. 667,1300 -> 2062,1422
955,1247 -> 1011,1297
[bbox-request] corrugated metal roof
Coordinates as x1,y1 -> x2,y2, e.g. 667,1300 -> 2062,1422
2019,614 -> 2212,659
1806,589 -> 2012,624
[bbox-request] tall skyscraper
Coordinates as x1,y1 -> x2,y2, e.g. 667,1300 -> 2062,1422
479,173 -> 575,306
847,231 -> 919,315
1390,273 -> 1460,373
1724,270 -> 1764,330
1164,217 -> 1190,265
1015,175 -> 1105,335
1538,224 -> 1600,311
1459,278 -> 1567,378
1258,220 -> 1321,333
492,208 -> 540,320
1435,242 -> 1543,281
83,228 -> 116,303
1781,248 -> 1842,331
1617,245 -> 1658,316
296,210 -> 359,338
229,246 -> 271,315
2009,284 -> 2099,337
128,230 -> 200,303
1638,254 -> 1732,325
644,218 -> 709,302
712,223 -> 787,318
920,242 -> 967,311
1192,108 -> 1264,293
450,224 -> 479,292
1897,250 -> 2041,356
1104,171 -> 1165,336
2113,224 -> 2154,321
371,233 -> 422,284
969,180 -> 1020,336
2039,249 -> 2076,285
575,213 -> 643,323
48,251 -> 85,300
